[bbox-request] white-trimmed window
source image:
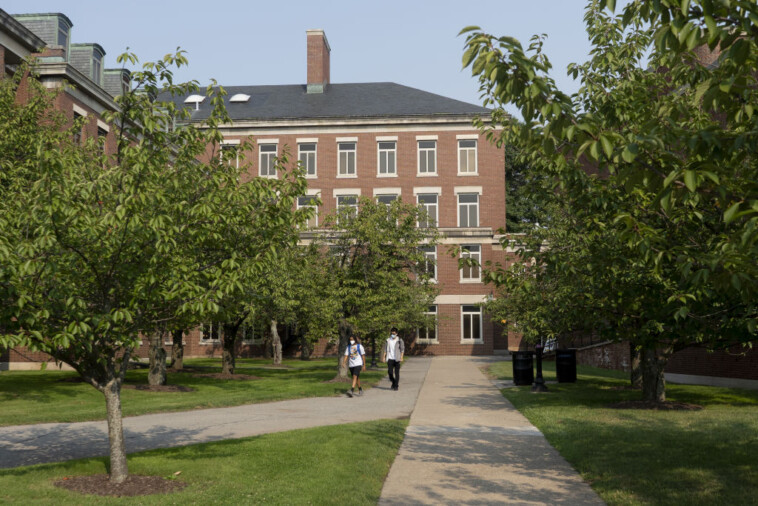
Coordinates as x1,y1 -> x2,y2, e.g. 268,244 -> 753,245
298,143 -> 317,177
297,195 -> 319,228
420,245 -> 437,281
458,193 -> 479,227
259,144 -> 277,178
338,142 -> 356,177
164,331 -> 186,345
97,126 -> 108,155
417,305 -> 438,343
461,305 -> 483,342
73,113 -> 83,144
418,140 -> 437,175
376,194 -> 398,206
461,245 -> 481,281
417,194 -> 438,228
241,317 -> 265,344
336,194 -> 358,222
378,141 -> 397,176
201,322 -> 221,343
458,139 -> 478,174
221,143 -> 239,168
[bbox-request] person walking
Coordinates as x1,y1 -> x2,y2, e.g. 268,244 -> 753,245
343,335 -> 366,397
382,327 -> 404,391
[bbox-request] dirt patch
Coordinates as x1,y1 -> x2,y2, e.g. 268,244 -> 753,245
608,400 -> 703,411
122,384 -> 195,392
191,373 -> 261,380
54,474 -> 187,497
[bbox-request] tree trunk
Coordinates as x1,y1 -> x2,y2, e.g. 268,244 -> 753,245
630,342 -> 642,389
103,380 -> 128,483
222,322 -> 240,375
170,329 -> 184,370
300,334 -> 312,360
148,331 -> 167,386
271,319 -> 282,365
337,319 -> 351,379
641,346 -> 670,402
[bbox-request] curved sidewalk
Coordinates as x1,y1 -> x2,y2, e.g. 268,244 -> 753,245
379,356 -> 604,505
0,358 -> 431,469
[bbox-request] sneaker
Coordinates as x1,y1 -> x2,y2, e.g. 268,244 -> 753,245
346,390 -> 353,398
358,388 -> 363,396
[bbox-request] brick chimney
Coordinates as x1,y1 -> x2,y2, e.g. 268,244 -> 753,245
306,29 -> 330,94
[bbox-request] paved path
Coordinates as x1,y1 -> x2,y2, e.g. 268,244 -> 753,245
1,356 -> 604,505
0,358 -> 431,469
379,356 -> 604,505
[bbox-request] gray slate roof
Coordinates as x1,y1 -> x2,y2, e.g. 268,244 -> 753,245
164,82 -> 489,121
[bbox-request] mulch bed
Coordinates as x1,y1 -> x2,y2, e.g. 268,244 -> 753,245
122,384 -> 195,392
54,474 -> 187,497
190,373 -> 261,380
608,400 -> 703,411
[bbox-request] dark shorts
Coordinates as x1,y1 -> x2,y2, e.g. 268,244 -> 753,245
350,365 -> 363,377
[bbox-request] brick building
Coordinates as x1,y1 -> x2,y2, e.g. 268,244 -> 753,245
166,29 -> 509,358
0,9 -> 126,370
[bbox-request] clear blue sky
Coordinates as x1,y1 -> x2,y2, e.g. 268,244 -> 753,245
5,1 -> 610,116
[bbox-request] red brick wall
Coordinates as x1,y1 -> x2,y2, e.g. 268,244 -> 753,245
666,345 -> 758,380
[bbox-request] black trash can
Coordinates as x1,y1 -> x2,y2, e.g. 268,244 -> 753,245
512,351 -> 534,386
555,348 -> 577,383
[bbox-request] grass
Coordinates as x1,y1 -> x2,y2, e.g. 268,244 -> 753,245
0,357 -> 384,426
0,418 -> 407,505
488,360 -> 758,505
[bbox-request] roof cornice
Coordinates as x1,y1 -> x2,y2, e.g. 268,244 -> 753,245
0,9 -> 46,55
35,60 -> 119,112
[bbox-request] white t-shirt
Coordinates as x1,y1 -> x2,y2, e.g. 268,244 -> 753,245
344,343 -> 365,367
386,336 -> 399,361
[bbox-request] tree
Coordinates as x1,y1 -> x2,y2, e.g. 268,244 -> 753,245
0,52 -> 293,482
504,143 -> 546,233
315,198 -> 439,379
463,0 -> 758,401
199,147 -> 309,376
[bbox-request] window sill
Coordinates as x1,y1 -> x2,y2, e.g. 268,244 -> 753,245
460,279 -> 482,284
376,173 -> 398,178
305,174 -> 318,179
199,341 -> 221,346
460,339 -> 484,345
259,174 -> 278,179
336,174 -> 358,179
457,172 -> 479,177
242,340 -> 263,345
416,172 -> 438,177
416,340 -> 439,345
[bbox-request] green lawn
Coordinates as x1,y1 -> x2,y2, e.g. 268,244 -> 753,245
0,357 -> 384,426
488,360 -> 758,505
0,418 -> 406,505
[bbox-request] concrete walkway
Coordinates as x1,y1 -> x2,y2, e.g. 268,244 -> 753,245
379,356 -> 604,505
0,358 -> 431,469
1,356 -> 604,505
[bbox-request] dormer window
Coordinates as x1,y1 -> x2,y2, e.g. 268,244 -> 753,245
230,94 -> 250,103
92,55 -> 102,85
58,26 -> 68,48
184,94 -> 206,110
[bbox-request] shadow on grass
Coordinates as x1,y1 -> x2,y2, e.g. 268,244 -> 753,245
545,413 -> 758,505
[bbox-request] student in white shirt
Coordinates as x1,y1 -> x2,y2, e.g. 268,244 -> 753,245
343,335 -> 366,397
381,327 -> 405,391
